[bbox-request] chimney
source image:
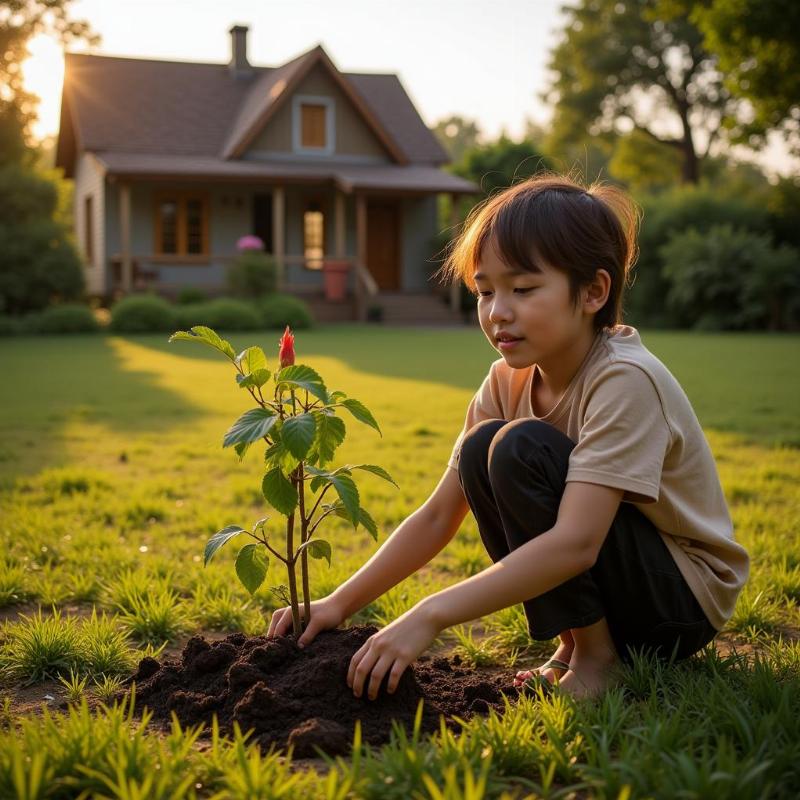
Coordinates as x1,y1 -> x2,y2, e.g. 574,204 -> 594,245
229,24 -> 252,78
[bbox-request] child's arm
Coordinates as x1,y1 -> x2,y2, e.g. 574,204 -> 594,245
347,481 -> 623,699
268,467 -> 469,641
332,467 -> 469,618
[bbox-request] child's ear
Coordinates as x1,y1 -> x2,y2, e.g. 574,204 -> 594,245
583,269 -> 611,312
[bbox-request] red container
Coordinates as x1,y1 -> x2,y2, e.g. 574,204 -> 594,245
323,260 -> 351,301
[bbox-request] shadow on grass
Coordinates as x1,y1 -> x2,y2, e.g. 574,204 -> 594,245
0,333 -> 209,479
130,324 -> 800,447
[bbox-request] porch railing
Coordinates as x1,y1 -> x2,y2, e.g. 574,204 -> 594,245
108,253 -> 379,319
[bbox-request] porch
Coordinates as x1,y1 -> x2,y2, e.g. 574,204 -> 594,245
101,159 -> 476,323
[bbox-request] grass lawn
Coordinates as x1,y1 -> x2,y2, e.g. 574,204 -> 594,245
0,325 -> 799,798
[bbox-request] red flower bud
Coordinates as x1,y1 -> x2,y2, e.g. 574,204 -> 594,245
278,325 -> 295,368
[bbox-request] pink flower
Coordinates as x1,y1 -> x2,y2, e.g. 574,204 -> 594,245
236,235 -> 264,252
279,326 -> 295,368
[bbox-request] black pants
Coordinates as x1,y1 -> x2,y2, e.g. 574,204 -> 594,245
457,418 -> 717,665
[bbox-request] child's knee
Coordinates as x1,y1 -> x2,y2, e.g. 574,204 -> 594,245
457,418 -> 507,475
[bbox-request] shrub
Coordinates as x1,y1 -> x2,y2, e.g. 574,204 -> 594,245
109,295 -> 178,333
0,164 -> 86,314
227,251 -> 279,298
174,298 -> 261,331
255,293 -> 314,329
626,183 -> 771,328
27,304 -> 100,334
0,315 -> 20,336
176,286 -> 208,305
660,224 -> 800,331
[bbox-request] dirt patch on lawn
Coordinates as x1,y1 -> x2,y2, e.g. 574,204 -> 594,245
125,624 -> 519,757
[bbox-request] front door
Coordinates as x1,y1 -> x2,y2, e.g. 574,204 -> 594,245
366,199 -> 400,290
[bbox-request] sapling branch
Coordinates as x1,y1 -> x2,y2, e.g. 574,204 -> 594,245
246,529 -> 287,565
307,482 -> 334,525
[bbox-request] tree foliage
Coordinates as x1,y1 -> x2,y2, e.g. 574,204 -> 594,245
544,0 -> 740,184
690,0 -> 800,153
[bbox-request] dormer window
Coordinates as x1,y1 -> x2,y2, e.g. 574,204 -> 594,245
292,95 -> 335,155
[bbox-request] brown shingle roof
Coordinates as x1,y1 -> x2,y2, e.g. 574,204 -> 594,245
57,44 -> 453,174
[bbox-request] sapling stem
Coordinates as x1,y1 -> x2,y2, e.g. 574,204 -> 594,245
285,507 -> 301,636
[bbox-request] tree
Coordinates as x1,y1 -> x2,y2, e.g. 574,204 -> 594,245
1,0 -> 98,162
544,0 -> 740,184
690,0 -> 800,153
452,134 -> 551,197
432,115 -> 482,164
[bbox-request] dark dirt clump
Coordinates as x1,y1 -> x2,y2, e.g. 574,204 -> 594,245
125,625 -> 520,757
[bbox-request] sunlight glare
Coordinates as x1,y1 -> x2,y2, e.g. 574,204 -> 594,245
20,33 -> 65,141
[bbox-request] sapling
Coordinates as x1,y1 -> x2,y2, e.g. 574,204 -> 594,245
168,324 -> 397,637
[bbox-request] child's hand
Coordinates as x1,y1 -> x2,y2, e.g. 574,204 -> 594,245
267,595 -> 346,646
347,601 -> 441,700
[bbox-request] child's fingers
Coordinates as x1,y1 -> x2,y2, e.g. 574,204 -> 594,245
268,607 -> 289,637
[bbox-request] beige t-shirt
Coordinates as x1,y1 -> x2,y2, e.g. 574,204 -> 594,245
448,324 -> 749,631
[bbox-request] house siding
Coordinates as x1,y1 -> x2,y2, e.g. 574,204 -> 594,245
73,153 -> 105,295
245,63 -> 391,163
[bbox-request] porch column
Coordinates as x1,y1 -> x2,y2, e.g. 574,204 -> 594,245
449,192 -> 461,314
334,189 -> 346,258
272,185 -> 285,291
355,193 -> 367,322
120,182 -> 132,294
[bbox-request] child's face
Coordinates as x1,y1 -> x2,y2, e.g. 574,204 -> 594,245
473,237 -> 585,368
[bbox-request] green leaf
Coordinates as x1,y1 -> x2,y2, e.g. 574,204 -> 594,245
310,411 -> 346,467
235,543 -> 269,595
262,467 -> 297,516
328,390 -> 347,403
204,525 -> 247,566
169,326 -> 236,360
235,346 -> 267,374
338,398 -> 381,436
329,473 -> 359,525
252,517 -> 269,535
233,441 -> 251,462
223,408 -> 279,448
264,438 -> 300,475
281,413 -> 317,460
236,369 -> 271,390
334,464 -> 398,489
357,507 -> 379,541
276,364 -> 329,403
298,538 -> 332,567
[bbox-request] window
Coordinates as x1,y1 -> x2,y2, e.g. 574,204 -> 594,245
304,203 -> 324,269
84,195 -> 94,266
301,104 -> 327,148
292,95 -> 335,155
154,193 -> 209,256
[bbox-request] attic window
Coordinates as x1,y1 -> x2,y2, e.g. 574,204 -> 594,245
292,95 -> 335,155
301,104 -> 326,148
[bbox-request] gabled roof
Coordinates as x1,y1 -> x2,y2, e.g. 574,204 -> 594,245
221,45 -> 407,163
56,44 -> 453,179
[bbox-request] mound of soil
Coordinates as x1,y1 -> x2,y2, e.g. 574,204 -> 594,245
126,625 -> 520,757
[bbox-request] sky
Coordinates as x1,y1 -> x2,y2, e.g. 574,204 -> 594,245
20,0 -> 797,178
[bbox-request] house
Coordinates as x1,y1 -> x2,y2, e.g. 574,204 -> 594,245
55,25 -> 479,323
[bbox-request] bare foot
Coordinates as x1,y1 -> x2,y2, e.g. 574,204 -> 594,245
556,652 -> 623,700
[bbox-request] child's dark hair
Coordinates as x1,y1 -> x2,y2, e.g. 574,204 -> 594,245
437,173 -> 641,332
